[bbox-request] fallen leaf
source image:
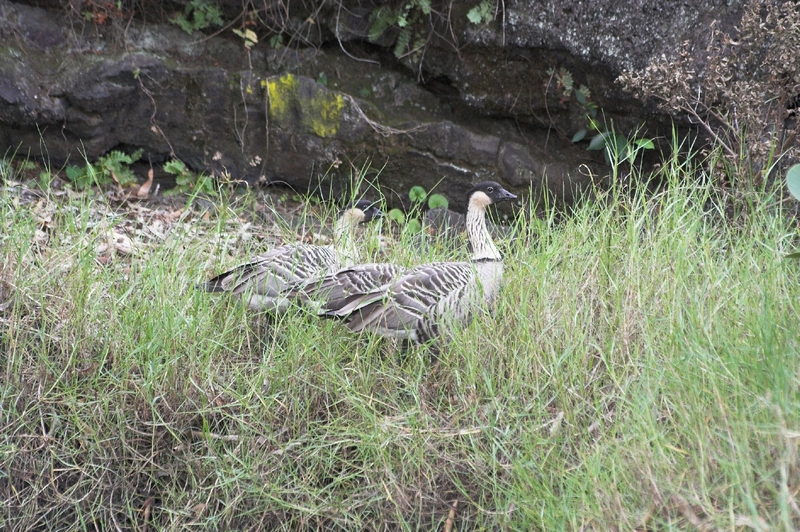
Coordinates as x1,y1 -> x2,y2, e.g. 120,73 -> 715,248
137,168 -> 154,198
108,167 -> 123,192
112,231 -> 134,255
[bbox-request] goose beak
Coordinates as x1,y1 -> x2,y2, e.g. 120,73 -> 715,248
362,207 -> 383,223
500,189 -> 517,202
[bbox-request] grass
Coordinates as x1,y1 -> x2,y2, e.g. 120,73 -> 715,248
1,156 -> 799,530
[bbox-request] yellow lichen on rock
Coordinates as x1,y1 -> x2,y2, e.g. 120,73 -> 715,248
308,92 -> 345,137
266,73 -> 345,138
266,74 -> 299,125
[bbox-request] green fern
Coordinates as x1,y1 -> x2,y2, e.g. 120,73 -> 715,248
171,0 -> 223,34
164,158 -> 216,195
64,149 -> 142,190
99,149 -> 142,187
65,164 -> 99,190
467,0 -> 494,24
394,27 -> 412,58
368,6 -> 396,42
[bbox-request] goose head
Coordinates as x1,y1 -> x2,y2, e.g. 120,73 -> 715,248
467,181 -> 517,210
338,199 -> 384,226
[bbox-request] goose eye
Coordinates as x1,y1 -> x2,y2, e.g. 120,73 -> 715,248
487,186 -> 494,193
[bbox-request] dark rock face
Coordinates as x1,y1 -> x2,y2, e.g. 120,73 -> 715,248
0,0 -> 743,211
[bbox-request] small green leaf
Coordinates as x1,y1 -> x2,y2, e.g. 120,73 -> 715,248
196,174 -> 216,193
635,138 -> 655,150
65,165 -> 82,182
317,72 -> 327,87
587,132 -> 609,151
164,159 -> 187,176
572,129 -> 587,143
405,218 -> 422,233
38,171 -> 53,188
388,208 -> 406,224
785,251 -> 800,259
611,134 -> 628,154
786,164 -> 800,200
409,185 -> 427,203
575,90 -> 586,106
427,193 -> 449,209
269,34 -> 283,49
467,6 -> 483,24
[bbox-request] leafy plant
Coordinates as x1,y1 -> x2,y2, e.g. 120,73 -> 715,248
100,149 -> 142,186
368,0 -> 431,65
409,185 -> 427,203
269,34 -> 283,49
387,208 -> 406,224
547,67 -> 655,168
427,193 -> 449,209
786,164 -> 800,201
164,159 -> 216,195
467,0 -> 495,25
171,0 -> 223,34
587,127 -> 654,166
64,149 -> 143,190
388,186 -> 449,234
786,164 -> 800,259
570,86 -> 598,143
232,28 -> 258,49
38,171 -> 54,189
405,218 -> 422,233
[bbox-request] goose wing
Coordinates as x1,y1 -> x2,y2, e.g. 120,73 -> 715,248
295,262 -> 404,313
203,243 -> 339,298
344,261 -> 477,338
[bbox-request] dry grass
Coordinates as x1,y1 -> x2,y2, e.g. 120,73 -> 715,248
1,157 -> 799,530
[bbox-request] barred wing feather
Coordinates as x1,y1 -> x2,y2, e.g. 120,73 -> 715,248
345,262 -> 477,343
204,244 -> 340,301
303,262 -> 405,314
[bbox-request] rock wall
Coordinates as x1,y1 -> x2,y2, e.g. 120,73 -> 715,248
0,0 -> 744,210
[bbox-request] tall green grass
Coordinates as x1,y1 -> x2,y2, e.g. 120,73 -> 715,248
1,162 -> 798,530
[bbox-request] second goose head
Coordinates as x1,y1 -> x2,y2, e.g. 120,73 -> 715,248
338,200 -> 383,226
335,199 -> 383,267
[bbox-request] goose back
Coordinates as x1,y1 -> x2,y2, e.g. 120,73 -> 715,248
201,200 -> 382,311
340,261 -> 482,344
292,262 -> 404,314
310,181 -> 516,345
203,244 -> 340,311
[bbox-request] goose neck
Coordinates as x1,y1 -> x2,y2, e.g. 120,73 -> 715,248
333,217 -> 359,266
466,203 -> 501,262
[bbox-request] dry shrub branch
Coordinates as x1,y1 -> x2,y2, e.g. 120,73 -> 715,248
618,0 -> 800,187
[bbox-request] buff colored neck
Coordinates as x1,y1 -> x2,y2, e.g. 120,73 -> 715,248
334,210 -> 362,267
466,192 -> 501,262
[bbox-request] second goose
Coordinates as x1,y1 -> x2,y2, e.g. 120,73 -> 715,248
202,200 -> 382,312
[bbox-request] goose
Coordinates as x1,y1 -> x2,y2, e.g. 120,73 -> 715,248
201,200 -> 383,312
312,181 -> 517,345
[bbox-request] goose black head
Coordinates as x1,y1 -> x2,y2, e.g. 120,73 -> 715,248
467,181 -> 517,209
339,199 -> 384,224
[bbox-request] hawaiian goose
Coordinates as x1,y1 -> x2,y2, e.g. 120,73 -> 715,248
314,181 -> 517,345
201,200 -> 382,312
